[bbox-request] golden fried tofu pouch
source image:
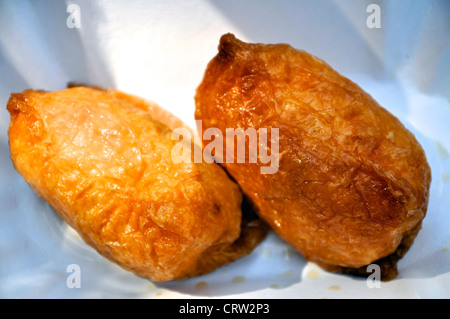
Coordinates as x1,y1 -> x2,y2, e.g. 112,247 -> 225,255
195,34 -> 431,281
7,86 -> 267,282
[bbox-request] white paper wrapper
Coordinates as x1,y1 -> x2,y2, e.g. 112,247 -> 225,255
0,0 -> 449,299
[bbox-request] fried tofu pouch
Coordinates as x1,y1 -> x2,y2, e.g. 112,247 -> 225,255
195,34 -> 431,280
7,86 -> 267,282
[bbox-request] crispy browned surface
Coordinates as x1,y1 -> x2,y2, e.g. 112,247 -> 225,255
195,34 -> 431,280
7,86 -> 267,282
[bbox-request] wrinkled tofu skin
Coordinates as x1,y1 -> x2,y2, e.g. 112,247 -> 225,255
195,34 -> 431,280
7,87 -> 267,282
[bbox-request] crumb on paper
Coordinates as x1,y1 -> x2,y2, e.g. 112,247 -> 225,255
232,275 -> 246,283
